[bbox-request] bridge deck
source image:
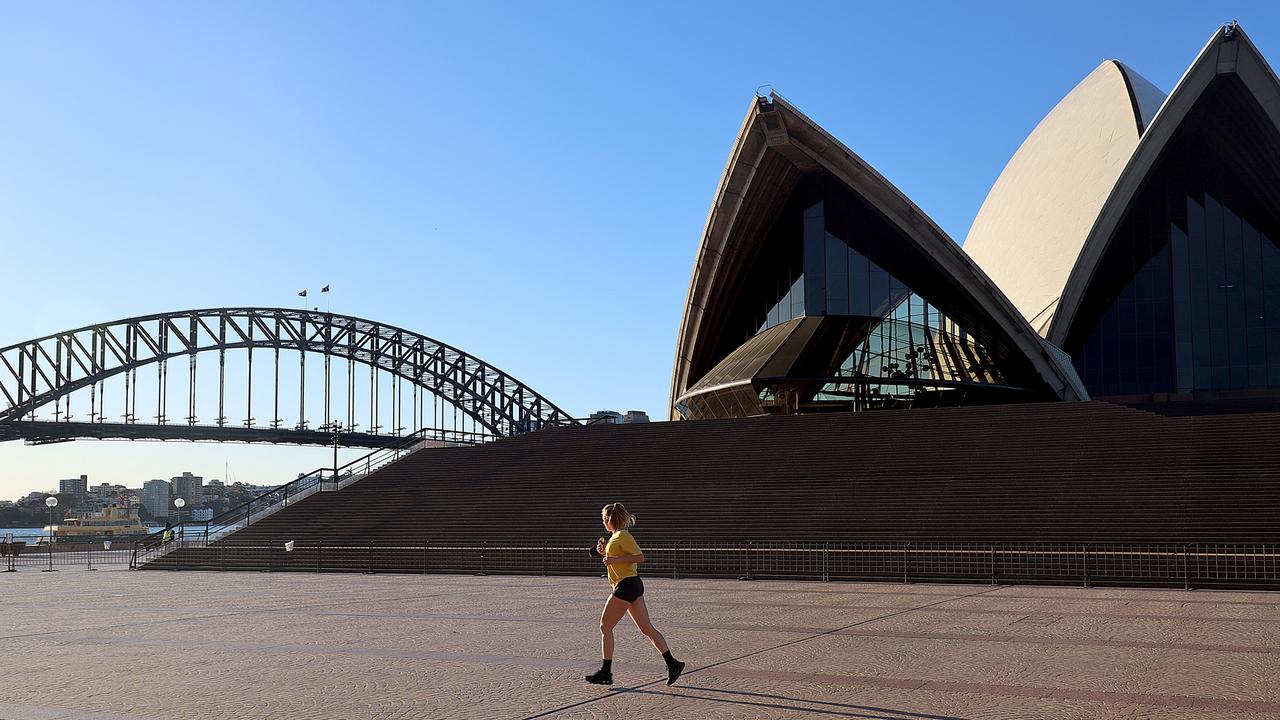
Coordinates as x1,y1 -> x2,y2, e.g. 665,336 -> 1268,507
0,419 -> 418,448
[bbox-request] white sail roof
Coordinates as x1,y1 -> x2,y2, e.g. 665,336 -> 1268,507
963,61 -> 1165,335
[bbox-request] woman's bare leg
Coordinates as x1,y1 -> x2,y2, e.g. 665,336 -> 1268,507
626,596 -> 669,654
599,594 -> 630,660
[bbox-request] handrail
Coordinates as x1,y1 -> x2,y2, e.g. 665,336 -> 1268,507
131,425 -> 492,568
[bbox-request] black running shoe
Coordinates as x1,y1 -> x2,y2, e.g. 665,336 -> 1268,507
585,669 -> 613,685
666,660 -> 685,686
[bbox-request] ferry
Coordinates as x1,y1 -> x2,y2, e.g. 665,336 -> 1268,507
39,504 -> 151,543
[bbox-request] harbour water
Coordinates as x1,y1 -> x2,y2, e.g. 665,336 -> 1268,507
0,527 -> 47,541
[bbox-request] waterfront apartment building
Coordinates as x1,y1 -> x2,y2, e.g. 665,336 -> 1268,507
170,472 -> 202,508
59,475 -> 88,502
142,479 -> 171,519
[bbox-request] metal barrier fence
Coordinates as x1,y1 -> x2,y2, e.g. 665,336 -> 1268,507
3,544 -> 135,570
136,540 -> 1280,590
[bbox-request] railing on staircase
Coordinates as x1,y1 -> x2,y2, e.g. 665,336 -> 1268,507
130,426 -> 494,569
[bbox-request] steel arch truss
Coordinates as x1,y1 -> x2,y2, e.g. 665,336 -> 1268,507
0,307 -> 575,441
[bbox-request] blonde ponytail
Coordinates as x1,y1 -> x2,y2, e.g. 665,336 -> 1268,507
602,502 -> 636,530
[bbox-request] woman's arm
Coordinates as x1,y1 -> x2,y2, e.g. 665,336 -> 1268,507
603,554 -> 645,565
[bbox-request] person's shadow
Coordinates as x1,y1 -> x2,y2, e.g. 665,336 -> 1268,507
610,685 -> 972,720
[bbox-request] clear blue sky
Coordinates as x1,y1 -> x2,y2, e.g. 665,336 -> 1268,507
2,2 -> 1277,499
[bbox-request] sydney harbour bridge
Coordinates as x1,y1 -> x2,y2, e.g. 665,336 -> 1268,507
0,307 -> 576,449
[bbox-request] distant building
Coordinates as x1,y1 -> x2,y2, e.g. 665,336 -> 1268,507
59,475 -> 88,502
142,479 -> 171,518
589,409 -> 650,424
88,483 -> 128,501
190,507 -> 214,521
234,484 -> 273,496
589,410 -> 623,425
170,472 -> 203,508
21,491 -> 48,506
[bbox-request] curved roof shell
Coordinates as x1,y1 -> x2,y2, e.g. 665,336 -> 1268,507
1049,23 -> 1280,347
963,61 -> 1165,335
670,94 -> 1088,418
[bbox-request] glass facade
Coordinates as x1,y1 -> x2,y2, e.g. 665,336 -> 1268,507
681,173 -> 1043,419
1066,76 -> 1280,397
829,292 -> 1006,388
721,182 -> 809,347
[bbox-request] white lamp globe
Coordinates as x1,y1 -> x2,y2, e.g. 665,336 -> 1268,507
45,496 -> 57,508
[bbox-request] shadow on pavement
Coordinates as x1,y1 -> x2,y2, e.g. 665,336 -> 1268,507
610,685 -> 972,720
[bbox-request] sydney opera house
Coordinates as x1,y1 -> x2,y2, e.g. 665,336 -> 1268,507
671,21 -> 1280,421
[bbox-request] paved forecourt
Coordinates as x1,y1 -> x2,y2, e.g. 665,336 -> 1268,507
1,569 -> 1278,719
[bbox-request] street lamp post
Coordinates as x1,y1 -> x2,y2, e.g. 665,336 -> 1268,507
174,497 -> 186,545
43,496 -> 58,572
319,421 -> 341,489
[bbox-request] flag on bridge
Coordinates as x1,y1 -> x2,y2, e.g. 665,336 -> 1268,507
321,285 -> 330,293
298,289 -> 307,298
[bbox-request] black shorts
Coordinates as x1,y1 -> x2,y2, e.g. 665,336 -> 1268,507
611,576 -> 644,603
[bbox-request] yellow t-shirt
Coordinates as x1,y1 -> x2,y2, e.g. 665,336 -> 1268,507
605,529 -> 642,587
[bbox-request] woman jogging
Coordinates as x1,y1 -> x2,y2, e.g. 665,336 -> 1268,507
585,502 -> 685,686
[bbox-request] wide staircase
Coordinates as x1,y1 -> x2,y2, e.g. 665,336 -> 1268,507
140,401 -> 1280,588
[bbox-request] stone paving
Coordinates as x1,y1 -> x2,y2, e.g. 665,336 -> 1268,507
1,568 -> 1278,719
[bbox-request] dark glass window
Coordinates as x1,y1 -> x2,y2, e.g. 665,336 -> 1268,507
1066,76 -> 1280,397
688,164 -> 1046,418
